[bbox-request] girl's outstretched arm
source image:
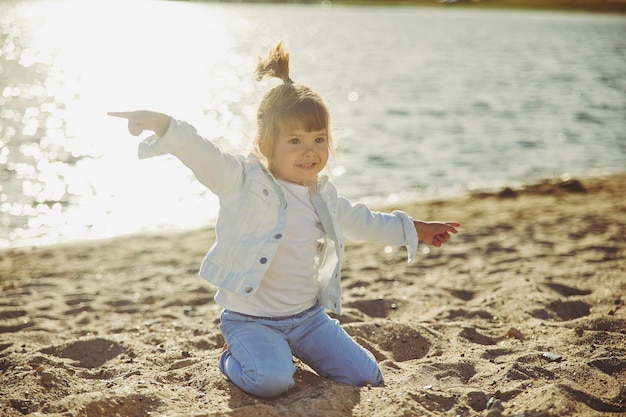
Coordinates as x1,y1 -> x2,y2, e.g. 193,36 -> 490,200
108,110 -> 171,138
414,221 -> 460,247
108,110 -> 245,197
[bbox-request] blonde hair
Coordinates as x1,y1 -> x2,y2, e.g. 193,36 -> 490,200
253,42 -> 332,164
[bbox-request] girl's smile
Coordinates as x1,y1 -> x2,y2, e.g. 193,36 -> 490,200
298,162 -> 317,169
268,127 -> 329,186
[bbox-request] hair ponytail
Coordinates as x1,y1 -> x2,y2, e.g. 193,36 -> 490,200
255,41 -> 292,84
253,41 -> 332,164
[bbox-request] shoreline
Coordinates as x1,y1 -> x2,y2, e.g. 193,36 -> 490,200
212,0 -> 626,14
333,0 -> 626,13
3,171 -> 623,252
1,172 -> 625,416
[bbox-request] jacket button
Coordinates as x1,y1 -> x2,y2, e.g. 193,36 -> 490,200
260,257 -> 267,264
263,189 -> 269,196
274,233 -> 282,239
245,286 -> 253,293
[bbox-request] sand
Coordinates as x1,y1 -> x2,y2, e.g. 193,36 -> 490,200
1,173 -> 625,417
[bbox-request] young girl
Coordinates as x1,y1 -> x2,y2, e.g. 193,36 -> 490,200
109,42 -> 459,398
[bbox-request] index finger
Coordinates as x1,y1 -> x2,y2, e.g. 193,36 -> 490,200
446,222 -> 460,233
107,111 -> 133,119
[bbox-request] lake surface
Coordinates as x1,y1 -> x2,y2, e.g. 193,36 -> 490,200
1,0 -> 625,248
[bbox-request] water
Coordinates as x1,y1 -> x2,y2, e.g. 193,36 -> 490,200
1,0 -> 625,248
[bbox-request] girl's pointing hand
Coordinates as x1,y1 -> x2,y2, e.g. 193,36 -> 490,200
108,110 -> 170,137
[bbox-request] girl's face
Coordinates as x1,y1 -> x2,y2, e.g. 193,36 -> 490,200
267,125 -> 329,186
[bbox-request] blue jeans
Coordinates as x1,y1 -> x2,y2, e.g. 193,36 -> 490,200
218,302 -> 383,398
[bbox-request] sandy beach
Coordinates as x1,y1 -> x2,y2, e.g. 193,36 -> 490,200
1,173 -> 625,417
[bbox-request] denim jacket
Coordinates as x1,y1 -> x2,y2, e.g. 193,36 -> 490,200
138,118 -> 418,314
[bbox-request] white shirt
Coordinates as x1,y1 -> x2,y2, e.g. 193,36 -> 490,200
215,181 -> 323,316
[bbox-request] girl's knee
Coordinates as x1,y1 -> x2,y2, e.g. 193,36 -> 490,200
364,367 -> 384,387
329,351 -> 383,387
244,369 -> 295,398
221,352 -> 295,398
345,364 -> 383,387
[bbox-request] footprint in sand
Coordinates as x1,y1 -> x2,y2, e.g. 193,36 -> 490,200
459,326 -> 496,345
343,298 -> 401,319
40,337 -> 126,368
542,282 -> 592,297
531,299 -> 591,321
0,307 -> 32,332
45,392 -> 162,417
344,322 -> 431,362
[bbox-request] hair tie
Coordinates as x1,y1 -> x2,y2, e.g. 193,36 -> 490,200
285,77 -> 294,84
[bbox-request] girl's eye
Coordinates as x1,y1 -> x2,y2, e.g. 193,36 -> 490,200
315,137 -> 326,143
288,138 -> 300,144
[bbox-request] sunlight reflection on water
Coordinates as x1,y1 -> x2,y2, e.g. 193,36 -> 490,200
1,1 -> 625,247
1,0 -> 261,246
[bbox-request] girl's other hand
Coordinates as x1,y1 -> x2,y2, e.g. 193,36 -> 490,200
414,221 -> 460,247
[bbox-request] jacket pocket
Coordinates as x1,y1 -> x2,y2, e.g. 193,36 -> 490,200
229,179 -> 281,237
248,179 -> 281,205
